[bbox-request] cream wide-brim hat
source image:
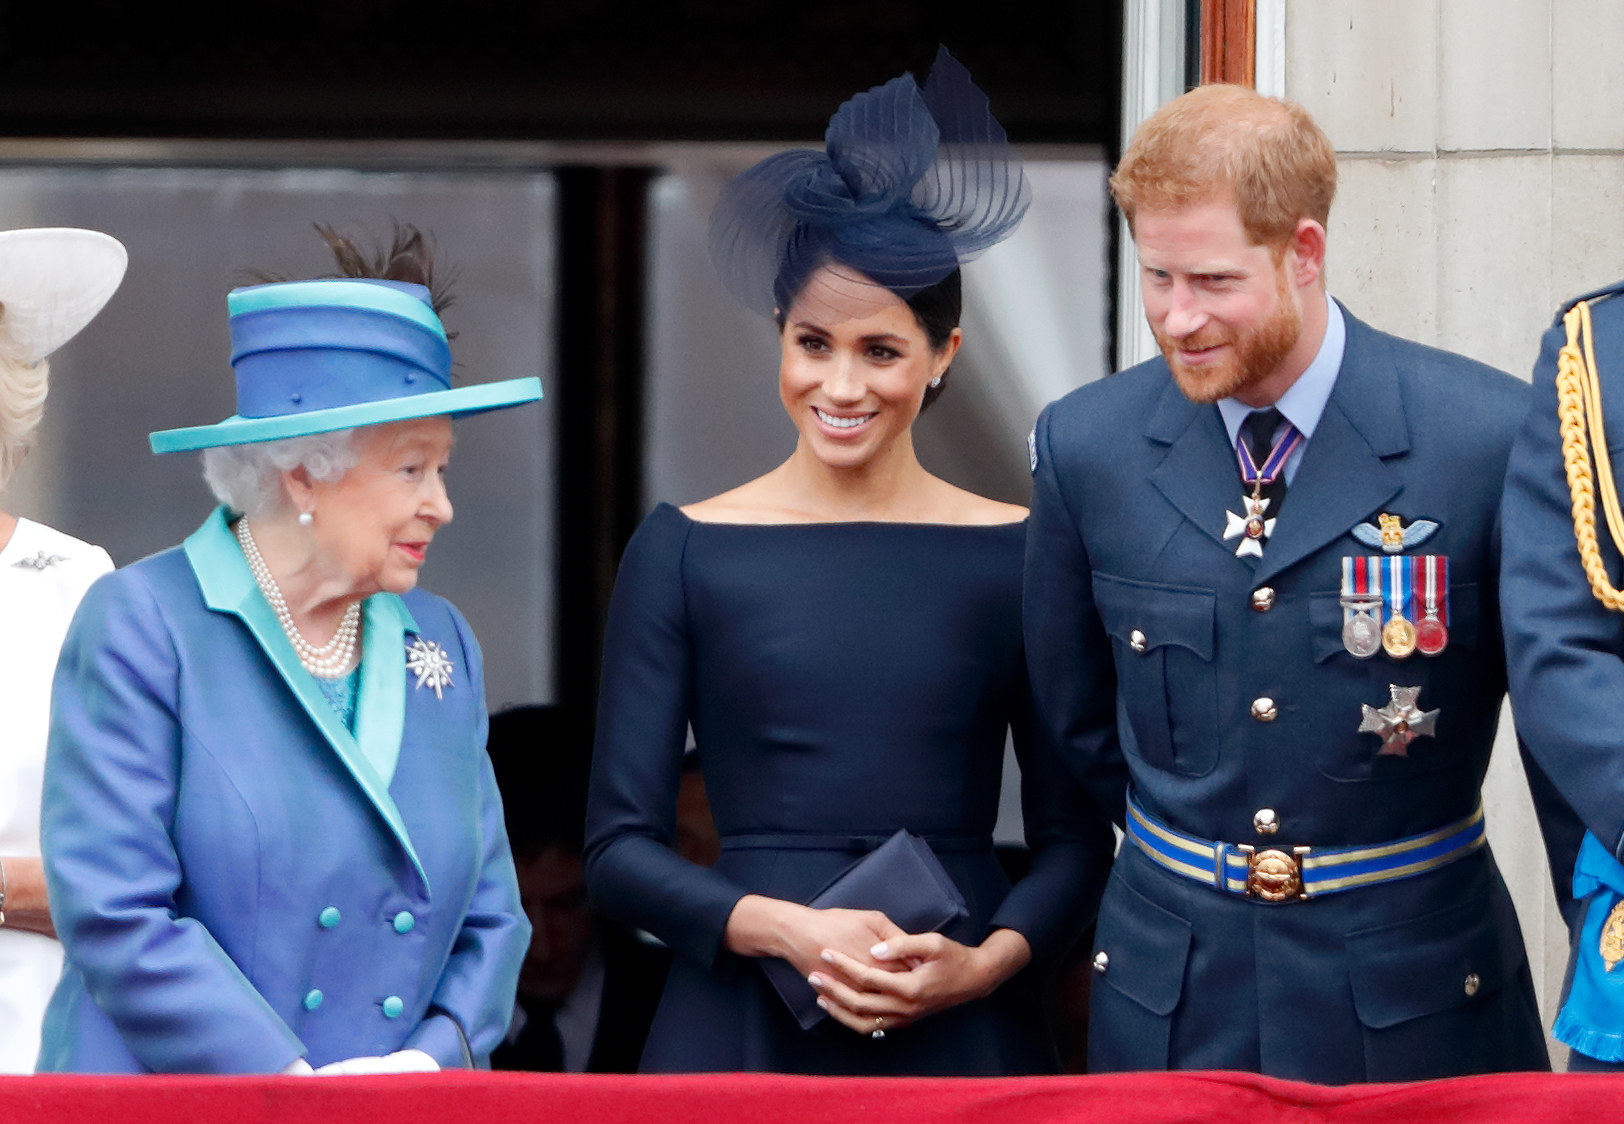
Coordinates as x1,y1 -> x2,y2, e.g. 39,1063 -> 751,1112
0,228 -> 128,366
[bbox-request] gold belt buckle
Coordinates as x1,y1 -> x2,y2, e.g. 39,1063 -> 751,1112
1239,844 -> 1311,902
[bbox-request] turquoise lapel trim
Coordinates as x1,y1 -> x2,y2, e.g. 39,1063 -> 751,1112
183,507 -> 428,889
356,592 -> 411,789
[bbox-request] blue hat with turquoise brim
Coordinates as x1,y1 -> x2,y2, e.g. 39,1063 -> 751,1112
149,277 -> 542,454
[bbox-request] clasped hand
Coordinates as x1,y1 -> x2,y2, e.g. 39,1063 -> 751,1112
723,895 -> 1031,1037
810,928 -> 1033,1036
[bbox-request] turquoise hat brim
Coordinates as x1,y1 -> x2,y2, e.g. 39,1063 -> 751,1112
149,377 -> 542,454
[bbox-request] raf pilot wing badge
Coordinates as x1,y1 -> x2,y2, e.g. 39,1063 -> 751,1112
1352,512 -> 1440,554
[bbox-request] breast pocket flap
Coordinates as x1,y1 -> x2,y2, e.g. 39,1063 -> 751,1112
1093,573 -> 1215,661
1310,581 -> 1481,663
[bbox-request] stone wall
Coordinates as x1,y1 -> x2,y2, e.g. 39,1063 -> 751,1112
1284,0 -> 1624,1056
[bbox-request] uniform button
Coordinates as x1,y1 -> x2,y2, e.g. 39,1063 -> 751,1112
1253,809 -> 1279,836
304,989 -> 323,1011
393,911 -> 416,934
382,996 -> 405,1019
1092,951 -> 1109,974
318,907 -> 341,930
1251,697 -> 1278,722
1129,630 -> 1147,654
1251,587 -> 1275,612
1463,973 -> 1481,997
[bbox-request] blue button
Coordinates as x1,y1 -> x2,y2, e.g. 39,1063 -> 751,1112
393,911 -> 415,934
318,907 -> 341,929
304,989 -> 323,1011
382,995 -> 404,1019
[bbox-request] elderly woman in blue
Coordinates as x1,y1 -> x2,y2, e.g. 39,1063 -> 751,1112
37,228 -> 540,1075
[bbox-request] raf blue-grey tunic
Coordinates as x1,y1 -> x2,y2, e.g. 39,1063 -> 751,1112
1026,303 -> 1579,1083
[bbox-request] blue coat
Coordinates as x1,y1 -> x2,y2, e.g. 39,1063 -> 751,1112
1502,282 -> 1624,1062
1025,304 -> 1577,1083
37,509 -> 528,1074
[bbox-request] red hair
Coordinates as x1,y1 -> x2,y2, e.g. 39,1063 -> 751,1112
1111,84 -> 1337,248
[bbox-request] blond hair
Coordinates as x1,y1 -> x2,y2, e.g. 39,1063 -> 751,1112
1110,84 -> 1337,248
0,355 -> 48,491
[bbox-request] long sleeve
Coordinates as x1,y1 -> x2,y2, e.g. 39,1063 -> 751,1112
986,662 -> 1116,972
1502,314 -> 1624,862
41,570 -> 304,1074
408,606 -> 528,1066
1022,403 -> 1131,830
584,508 -> 747,967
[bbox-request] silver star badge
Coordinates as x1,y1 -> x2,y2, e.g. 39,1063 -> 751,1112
405,637 -> 455,700
1358,684 -> 1440,757
1223,494 -> 1275,558
14,551 -> 66,570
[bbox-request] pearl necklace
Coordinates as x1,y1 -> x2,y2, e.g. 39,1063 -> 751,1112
234,518 -> 361,679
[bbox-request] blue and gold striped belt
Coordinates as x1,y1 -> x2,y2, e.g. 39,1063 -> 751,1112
1125,794 -> 1486,902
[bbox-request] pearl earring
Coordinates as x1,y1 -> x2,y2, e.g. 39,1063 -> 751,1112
298,511 -> 314,526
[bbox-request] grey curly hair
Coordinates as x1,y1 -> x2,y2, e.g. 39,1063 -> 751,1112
200,429 -> 360,519
0,355 -> 49,492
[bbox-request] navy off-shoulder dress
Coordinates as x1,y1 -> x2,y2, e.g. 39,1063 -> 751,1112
585,503 -> 1111,1074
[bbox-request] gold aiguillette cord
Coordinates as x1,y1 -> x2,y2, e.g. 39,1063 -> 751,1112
1558,299 -> 1624,610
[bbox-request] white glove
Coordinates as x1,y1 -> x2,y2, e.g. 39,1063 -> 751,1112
314,1049 -> 440,1076
279,1058 -> 315,1076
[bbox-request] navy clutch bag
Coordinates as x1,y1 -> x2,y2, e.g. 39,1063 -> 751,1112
760,830 -> 970,1030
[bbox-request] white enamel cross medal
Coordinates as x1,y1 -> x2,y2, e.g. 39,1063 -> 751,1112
1226,413 -> 1302,560
1223,491 -> 1275,558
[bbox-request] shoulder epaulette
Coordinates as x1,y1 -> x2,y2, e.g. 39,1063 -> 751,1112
1554,279 -> 1624,326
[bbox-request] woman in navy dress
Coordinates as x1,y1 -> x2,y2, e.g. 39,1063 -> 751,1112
585,50 -> 1113,1075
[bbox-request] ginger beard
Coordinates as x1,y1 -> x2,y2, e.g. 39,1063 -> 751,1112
1155,261 -> 1302,405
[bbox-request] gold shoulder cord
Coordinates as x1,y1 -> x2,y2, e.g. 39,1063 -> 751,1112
1557,299 -> 1624,610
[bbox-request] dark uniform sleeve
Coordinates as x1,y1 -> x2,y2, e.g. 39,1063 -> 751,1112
584,508 -> 748,967
1503,303 -> 1624,871
1022,402 -> 1131,831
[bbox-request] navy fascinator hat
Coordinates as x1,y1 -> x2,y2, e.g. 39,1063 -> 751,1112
709,46 -> 1030,318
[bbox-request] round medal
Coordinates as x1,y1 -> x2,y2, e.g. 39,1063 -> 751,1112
1382,616 -> 1418,659
1415,615 -> 1448,656
1342,613 -> 1381,659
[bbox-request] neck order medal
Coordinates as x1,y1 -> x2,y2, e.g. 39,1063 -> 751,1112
1223,417 -> 1302,559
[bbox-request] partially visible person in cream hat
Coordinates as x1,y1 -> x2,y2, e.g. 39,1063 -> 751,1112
0,227 -> 126,1073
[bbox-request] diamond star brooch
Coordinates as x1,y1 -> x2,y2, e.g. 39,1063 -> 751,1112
405,637 -> 455,700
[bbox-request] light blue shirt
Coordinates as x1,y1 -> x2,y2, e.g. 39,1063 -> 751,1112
1217,292 -> 1346,485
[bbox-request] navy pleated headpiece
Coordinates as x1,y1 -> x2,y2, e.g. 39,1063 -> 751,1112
709,47 -> 1030,318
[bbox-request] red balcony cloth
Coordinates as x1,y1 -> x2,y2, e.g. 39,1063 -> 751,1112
1,1069 -> 1611,1124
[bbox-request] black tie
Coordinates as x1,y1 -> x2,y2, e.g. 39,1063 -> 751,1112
1243,407 -> 1288,519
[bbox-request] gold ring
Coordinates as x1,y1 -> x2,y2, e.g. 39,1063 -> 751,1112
870,1017 -> 886,1040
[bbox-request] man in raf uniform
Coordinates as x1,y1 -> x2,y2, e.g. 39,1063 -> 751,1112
1025,84 -> 1577,1082
1503,281 -> 1624,1071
